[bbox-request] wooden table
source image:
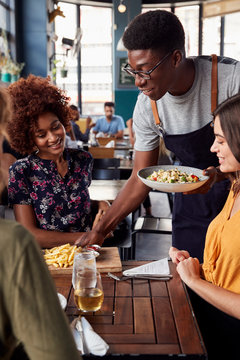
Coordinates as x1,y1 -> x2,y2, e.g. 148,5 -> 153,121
53,261 -> 207,359
89,179 -> 126,201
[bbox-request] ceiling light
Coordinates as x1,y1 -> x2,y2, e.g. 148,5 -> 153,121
118,0 -> 126,13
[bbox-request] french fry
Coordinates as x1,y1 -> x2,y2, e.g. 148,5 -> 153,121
43,243 -> 82,268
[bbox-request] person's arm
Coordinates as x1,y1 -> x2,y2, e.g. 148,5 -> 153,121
114,129 -> 124,139
126,118 -> 135,147
68,122 -> 76,141
0,153 -> 16,188
113,117 -> 125,139
176,257 -> 240,319
6,223 -> 80,360
75,146 -> 160,247
14,204 -> 85,248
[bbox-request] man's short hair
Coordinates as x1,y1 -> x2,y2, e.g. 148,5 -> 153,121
70,104 -> 78,112
104,102 -> 115,108
123,10 -> 185,55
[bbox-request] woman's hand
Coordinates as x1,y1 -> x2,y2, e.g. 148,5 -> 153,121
169,246 -> 190,264
176,257 -> 200,287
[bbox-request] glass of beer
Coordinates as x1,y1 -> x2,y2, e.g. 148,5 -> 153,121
72,252 -> 104,313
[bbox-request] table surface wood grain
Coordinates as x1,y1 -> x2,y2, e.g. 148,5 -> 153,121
52,261 -> 207,359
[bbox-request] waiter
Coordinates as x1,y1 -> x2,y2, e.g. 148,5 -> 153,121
77,10 -> 240,262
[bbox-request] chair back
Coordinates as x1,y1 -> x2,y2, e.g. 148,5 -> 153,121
92,168 -> 121,180
93,158 -> 120,169
88,147 -> 114,159
92,157 -> 121,180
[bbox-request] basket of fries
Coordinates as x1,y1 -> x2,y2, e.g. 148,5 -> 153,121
43,243 -> 82,269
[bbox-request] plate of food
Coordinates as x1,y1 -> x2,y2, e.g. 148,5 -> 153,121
137,165 -> 209,193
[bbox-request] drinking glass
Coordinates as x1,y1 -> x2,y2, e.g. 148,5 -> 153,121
72,252 -> 104,313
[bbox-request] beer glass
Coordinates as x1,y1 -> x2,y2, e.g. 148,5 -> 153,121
72,252 -> 104,312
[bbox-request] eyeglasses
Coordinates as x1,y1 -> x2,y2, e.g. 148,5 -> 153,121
123,51 -> 172,80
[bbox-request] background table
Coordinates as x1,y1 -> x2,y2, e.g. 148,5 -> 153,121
53,261 -> 207,359
89,179 -> 126,201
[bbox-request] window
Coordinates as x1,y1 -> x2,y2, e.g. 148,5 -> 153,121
224,12 -> 240,60
202,16 -> 221,55
142,6 -> 199,57
55,2 -> 113,115
175,6 -> 199,57
80,5 -> 113,115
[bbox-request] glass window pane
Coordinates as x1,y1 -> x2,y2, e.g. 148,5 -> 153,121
55,3 -> 112,115
175,6 -> 199,56
202,16 -> 221,55
80,5 -> 112,115
55,3 -> 78,105
224,12 -> 240,60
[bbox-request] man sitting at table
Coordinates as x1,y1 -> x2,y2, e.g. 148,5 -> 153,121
92,102 -> 125,139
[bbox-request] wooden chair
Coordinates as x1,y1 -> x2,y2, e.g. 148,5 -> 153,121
130,192 -> 173,260
88,146 -> 114,159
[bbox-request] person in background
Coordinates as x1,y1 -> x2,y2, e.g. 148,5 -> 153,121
169,94 -> 240,360
93,101 -> 125,139
69,104 -> 92,143
77,10 -> 240,263
7,75 -> 109,248
126,118 -> 135,147
0,86 -> 80,360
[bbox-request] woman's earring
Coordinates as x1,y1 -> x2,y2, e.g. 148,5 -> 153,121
34,147 -> 39,154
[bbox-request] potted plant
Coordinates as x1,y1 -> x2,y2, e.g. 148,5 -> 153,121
0,56 -> 12,82
9,60 -> 25,82
60,61 -> 68,78
51,59 -> 60,81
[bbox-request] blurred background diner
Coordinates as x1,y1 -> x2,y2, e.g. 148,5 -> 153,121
1,0 -> 240,260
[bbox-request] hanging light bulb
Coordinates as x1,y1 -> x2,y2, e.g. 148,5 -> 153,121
118,0 -> 126,13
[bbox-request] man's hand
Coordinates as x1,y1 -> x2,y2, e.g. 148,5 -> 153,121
183,166 -> 221,195
169,246 -> 190,264
75,229 -> 105,248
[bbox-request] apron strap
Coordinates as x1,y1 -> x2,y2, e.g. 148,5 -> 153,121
211,54 -> 218,112
151,54 -> 219,127
150,99 -> 161,127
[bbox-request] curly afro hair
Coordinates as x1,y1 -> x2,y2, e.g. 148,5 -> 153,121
123,10 -> 185,55
7,74 -> 72,155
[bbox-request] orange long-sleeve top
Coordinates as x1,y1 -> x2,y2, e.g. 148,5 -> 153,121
202,185 -> 240,294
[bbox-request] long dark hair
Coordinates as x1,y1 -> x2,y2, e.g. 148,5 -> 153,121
213,93 -> 240,195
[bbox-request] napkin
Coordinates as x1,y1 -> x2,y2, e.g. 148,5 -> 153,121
122,257 -> 170,277
71,316 -> 109,356
105,140 -> 115,148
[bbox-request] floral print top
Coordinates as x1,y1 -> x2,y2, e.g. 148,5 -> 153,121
8,149 -> 93,232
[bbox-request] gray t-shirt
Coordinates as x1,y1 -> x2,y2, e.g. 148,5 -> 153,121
133,55 -> 240,151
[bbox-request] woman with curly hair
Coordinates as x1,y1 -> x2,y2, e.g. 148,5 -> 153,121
7,74 -> 108,248
0,87 -> 80,359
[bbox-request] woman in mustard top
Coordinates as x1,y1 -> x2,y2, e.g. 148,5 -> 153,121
169,93 -> 240,359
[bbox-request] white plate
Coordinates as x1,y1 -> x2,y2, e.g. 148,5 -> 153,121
58,293 -> 67,310
137,165 -> 209,193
